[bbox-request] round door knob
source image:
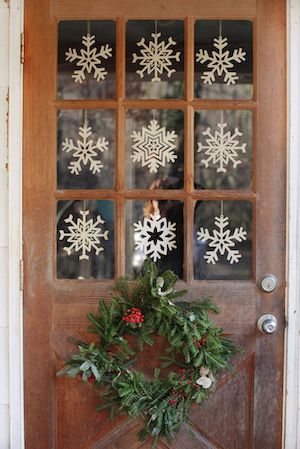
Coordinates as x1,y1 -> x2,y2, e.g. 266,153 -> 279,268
257,314 -> 278,334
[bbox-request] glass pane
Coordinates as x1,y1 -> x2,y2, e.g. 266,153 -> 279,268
57,200 -> 115,279
57,109 -> 115,189
126,109 -> 184,189
126,20 -> 184,99
58,20 -> 116,99
194,201 -> 252,280
195,20 -> 253,99
126,199 -> 183,277
194,110 -> 253,190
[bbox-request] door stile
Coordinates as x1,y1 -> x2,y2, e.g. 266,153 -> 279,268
254,0 -> 286,447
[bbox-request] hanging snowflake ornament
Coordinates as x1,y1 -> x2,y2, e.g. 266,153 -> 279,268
62,123 -> 109,175
132,32 -> 181,82
196,36 -> 246,86
197,214 -> 247,264
65,34 -> 112,83
133,214 -> 177,262
59,210 -> 109,260
197,122 -> 247,173
131,119 -> 177,173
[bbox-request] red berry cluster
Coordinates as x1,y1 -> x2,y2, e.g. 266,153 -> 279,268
122,307 -> 144,324
177,368 -> 201,389
194,336 -> 207,349
168,387 -> 187,406
177,368 -> 193,385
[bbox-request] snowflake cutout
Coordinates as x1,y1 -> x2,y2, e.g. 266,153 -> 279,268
65,34 -> 112,83
62,123 -> 109,175
132,32 -> 181,82
197,214 -> 247,264
59,210 -> 109,260
133,214 -> 177,262
196,35 -> 246,86
197,122 -> 247,173
131,119 -> 177,173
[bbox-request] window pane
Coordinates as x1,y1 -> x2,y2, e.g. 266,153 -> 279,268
57,200 -> 115,279
194,200 -> 252,280
194,110 -> 253,190
126,20 -> 184,99
57,109 -> 115,189
126,109 -> 184,189
58,20 -> 116,99
126,199 -> 183,277
195,20 -> 253,99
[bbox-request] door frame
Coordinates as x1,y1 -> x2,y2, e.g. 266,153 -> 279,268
6,0 -> 299,448
285,0 -> 300,447
7,1 -> 24,449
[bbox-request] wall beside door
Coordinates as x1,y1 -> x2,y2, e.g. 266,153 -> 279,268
0,1 -> 10,448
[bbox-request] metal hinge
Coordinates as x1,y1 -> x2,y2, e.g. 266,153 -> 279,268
19,259 -> 24,291
20,33 -> 24,64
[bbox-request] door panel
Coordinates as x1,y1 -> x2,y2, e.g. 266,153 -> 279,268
24,0 -> 286,448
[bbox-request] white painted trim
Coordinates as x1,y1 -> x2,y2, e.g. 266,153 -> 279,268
8,0 -> 24,448
285,0 -> 300,448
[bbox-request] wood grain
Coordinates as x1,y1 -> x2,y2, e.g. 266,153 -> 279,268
23,0 -> 286,448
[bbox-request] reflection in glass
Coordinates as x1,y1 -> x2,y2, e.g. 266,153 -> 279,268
57,200 -> 114,279
194,201 -> 252,280
58,20 -> 116,99
195,20 -> 253,99
194,110 -> 252,190
57,109 -> 115,189
126,20 -> 184,99
126,199 -> 183,278
126,109 -> 184,189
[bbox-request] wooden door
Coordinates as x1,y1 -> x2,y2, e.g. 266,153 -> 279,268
23,0 -> 286,448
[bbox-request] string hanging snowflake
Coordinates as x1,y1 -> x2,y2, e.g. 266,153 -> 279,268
197,122 -> 247,173
132,32 -> 181,82
131,119 -> 177,173
196,36 -> 246,86
197,214 -> 247,264
62,123 -> 109,175
65,34 -> 112,83
133,214 -> 177,262
59,210 -> 109,260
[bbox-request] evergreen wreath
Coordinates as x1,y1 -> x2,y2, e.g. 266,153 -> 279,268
58,260 -> 238,446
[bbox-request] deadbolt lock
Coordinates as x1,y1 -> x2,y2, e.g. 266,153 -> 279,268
260,274 -> 277,293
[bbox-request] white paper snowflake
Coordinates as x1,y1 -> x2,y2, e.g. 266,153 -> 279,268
65,34 -> 112,83
196,35 -> 246,86
197,122 -> 247,173
133,214 -> 177,262
132,32 -> 181,82
62,123 -> 109,175
131,119 -> 177,173
197,214 -> 247,264
59,210 -> 109,260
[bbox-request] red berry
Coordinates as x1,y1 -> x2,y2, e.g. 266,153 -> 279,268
89,374 -> 96,383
